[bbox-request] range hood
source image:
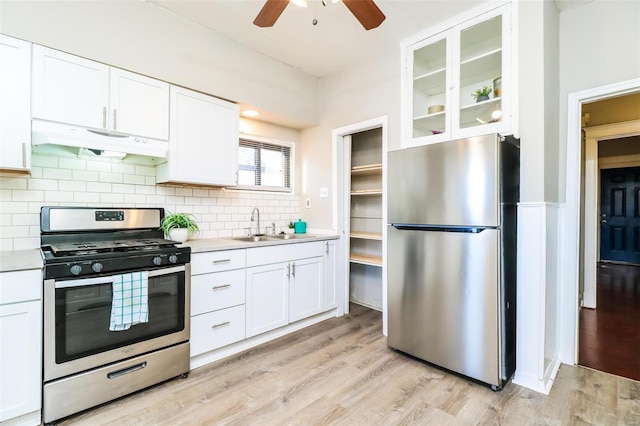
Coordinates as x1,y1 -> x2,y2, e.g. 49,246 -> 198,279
32,120 -> 168,159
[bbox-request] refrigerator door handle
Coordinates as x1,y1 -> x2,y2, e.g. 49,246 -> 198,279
391,224 -> 491,233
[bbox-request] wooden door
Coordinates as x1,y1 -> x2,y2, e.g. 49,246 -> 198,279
600,167 -> 640,264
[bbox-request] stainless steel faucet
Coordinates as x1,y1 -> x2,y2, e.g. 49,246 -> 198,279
251,207 -> 260,235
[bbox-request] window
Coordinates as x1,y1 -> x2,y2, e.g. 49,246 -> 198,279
238,138 -> 292,192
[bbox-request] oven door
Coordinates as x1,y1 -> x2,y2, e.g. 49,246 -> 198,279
44,264 -> 190,382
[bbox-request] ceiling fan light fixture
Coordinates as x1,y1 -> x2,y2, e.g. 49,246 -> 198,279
290,0 -> 307,8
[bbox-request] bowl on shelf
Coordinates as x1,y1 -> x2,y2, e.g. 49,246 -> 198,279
427,105 -> 444,114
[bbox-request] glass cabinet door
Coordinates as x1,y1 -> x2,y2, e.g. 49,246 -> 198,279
457,13 -> 503,131
411,35 -> 448,140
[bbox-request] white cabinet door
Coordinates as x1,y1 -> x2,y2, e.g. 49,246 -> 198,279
0,35 -> 31,171
157,86 -> 238,186
0,300 -> 42,422
401,4 -> 512,148
323,240 -> 337,311
289,257 -> 324,323
109,68 -> 169,140
32,45 -> 109,129
246,262 -> 289,337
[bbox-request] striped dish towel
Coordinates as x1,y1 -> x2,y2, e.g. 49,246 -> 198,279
109,271 -> 149,331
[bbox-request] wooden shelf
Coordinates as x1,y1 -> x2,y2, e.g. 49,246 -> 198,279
350,253 -> 382,267
351,163 -> 383,176
351,189 -> 382,195
350,232 -> 383,240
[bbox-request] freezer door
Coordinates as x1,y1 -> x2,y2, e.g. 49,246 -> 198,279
388,135 -> 500,227
387,225 -> 500,387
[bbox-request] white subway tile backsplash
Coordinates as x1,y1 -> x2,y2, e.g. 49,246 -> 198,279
74,192 -> 100,203
72,170 -> 100,182
99,172 -> 123,184
100,193 -> 124,204
28,179 -> 58,191
45,191 -> 74,202
43,168 -> 73,180
0,154 -> 301,251
59,158 -> 87,170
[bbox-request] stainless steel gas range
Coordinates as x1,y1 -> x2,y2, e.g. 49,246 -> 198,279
40,206 -> 191,424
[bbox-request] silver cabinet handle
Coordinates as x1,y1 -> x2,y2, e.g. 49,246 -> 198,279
102,106 -> 107,128
211,321 -> 230,329
212,259 -> 231,264
212,284 -> 231,290
286,263 -> 290,279
113,108 -> 117,130
21,143 -> 27,168
292,262 -> 295,277
325,241 -> 329,255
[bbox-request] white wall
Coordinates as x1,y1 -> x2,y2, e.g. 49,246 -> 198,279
558,0 -> 640,201
299,42 -> 400,230
0,0 -> 319,129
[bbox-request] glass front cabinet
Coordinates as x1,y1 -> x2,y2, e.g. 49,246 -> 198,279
401,4 -> 513,147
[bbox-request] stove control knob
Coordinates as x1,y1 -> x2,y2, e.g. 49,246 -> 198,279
70,264 -> 82,276
152,256 -> 163,266
92,262 -> 104,273
168,254 -> 178,264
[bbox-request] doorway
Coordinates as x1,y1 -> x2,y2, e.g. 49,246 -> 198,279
332,116 -> 388,334
562,79 -> 640,369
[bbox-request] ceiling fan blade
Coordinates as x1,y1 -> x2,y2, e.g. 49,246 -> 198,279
342,0 -> 386,30
253,0 -> 289,28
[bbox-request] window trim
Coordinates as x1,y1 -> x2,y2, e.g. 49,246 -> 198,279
233,134 -> 295,193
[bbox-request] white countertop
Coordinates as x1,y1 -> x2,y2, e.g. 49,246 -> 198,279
0,249 -> 44,272
182,234 -> 339,253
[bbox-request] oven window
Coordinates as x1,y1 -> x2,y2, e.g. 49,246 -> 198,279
55,271 -> 185,363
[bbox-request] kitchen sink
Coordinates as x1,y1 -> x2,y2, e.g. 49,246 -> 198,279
227,235 -> 270,242
267,233 -> 308,240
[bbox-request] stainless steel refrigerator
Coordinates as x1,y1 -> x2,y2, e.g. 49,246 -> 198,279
387,134 -> 518,390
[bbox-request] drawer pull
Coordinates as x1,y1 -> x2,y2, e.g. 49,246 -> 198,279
212,284 -> 231,290
211,259 -> 231,264
211,321 -> 230,329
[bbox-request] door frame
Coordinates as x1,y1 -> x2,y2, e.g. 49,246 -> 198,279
332,116 -> 388,333
583,121 -> 640,308
561,77 -> 640,364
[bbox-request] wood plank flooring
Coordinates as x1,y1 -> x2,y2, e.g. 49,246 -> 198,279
60,304 -> 640,425
579,262 -> 640,382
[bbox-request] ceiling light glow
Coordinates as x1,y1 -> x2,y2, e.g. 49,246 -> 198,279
242,109 -> 260,117
290,0 -> 307,7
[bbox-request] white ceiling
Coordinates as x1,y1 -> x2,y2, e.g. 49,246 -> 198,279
148,0 -> 487,77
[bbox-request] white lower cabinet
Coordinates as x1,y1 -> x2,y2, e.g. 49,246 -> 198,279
246,262 -> 290,338
289,257 -> 324,323
189,250 -> 246,357
0,269 -> 42,425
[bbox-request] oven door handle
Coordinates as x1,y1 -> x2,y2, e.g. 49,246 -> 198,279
54,265 -> 186,289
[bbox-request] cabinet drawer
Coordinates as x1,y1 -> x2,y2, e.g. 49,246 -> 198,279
191,269 -> 245,316
247,241 -> 324,267
0,269 -> 42,305
191,249 -> 246,275
190,305 -> 245,356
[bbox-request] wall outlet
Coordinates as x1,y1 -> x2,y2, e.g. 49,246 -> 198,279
305,198 -> 311,208
320,187 -> 328,198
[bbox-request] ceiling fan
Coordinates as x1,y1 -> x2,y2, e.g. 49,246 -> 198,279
253,0 -> 386,31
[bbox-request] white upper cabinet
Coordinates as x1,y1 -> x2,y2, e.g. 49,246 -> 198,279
0,35 -> 32,171
401,4 -> 513,148
31,45 -> 169,140
156,85 -> 239,187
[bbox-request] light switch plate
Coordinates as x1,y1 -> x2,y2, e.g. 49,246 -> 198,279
320,187 -> 328,198
305,198 -> 311,208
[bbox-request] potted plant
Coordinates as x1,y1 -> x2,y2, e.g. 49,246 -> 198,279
161,212 -> 199,242
285,221 -> 295,235
471,85 -> 492,102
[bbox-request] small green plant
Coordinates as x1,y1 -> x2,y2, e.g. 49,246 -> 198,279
161,212 -> 199,235
288,221 -> 295,229
471,85 -> 493,100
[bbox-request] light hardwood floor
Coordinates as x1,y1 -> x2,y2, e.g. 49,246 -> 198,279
61,304 -> 640,425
